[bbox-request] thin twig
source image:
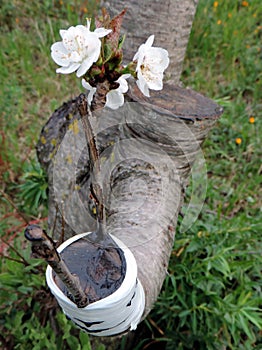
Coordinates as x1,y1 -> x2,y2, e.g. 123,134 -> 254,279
77,94 -> 106,240
0,236 -> 30,266
78,94 -> 100,172
0,189 -> 29,224
24,224 -> 88,308
1,255 -> 29,266
57,201 -> 65,246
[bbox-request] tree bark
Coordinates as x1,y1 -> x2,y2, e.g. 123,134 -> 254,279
101,0 -> 198,84
36,82 -> 223,347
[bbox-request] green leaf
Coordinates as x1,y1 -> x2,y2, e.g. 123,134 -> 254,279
0,272 -> 19,286
238,313 -> 254,340
185,239 -> 201,253
66,336 -> 80,350
79,331 -> 91,350
118,34 -> 126,49
192,310 -> 197,333
178,310 -> 191,318
241,310 -> 262,330
103,43 -> 112,63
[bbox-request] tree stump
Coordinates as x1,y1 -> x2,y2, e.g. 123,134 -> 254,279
36,81 -> 223,323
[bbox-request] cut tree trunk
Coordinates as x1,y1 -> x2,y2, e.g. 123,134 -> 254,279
36,81 -> 223,348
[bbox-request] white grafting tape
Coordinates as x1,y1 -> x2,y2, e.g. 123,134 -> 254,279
46,232 -> 145,336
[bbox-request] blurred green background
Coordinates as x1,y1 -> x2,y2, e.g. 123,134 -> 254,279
0,0 -> 261,349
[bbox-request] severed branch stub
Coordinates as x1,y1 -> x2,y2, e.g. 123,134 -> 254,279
24,224 -> 88,308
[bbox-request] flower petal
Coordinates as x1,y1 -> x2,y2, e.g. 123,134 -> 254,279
56,62 -> 80,74
87,90 -> 96,105
133,43 -> 145,62
51,42 -> 71,66
106,90 -> 124,110
94,27 -> 112,38
147,76 -> 163,91
133,35 -> 154,62
136,72 -> 150,97
145,35 -> 154,48
76,57 -> 94,77
75,24 -> 89,32
116,74 -> 130,93
81,79 -> 96,105
81,79 -> 92,90
59,29 -> 67,39
62,27 -> 82,52
147,47 -> 170,71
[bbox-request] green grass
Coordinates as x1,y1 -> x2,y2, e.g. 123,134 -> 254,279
0,0 -> 261,349
151,1 -> 262,349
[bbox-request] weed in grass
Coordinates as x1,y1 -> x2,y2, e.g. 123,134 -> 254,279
17,159 -> 48,217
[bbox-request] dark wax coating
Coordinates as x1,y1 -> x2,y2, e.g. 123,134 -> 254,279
54,233 -> 126,304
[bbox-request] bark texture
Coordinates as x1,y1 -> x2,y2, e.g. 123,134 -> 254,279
101,0 -> 198,84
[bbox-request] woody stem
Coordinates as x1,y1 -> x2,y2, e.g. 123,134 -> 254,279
77,92 -> 108,241
24,225 -> 88,308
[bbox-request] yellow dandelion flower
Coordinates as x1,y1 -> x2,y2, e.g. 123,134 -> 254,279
246,44 -> 250,49
217,19 -> 222,25
213,1 -> 219,8
242,1 -> 249,7
228,13 -> 232,18
253,13 -> 257,18
249,116 -> 255,124
235,138 -> 242,145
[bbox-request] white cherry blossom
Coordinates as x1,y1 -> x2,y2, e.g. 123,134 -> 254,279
133,35 -> 169,97
81,74 -> 130,110
51,20 -> 111,77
